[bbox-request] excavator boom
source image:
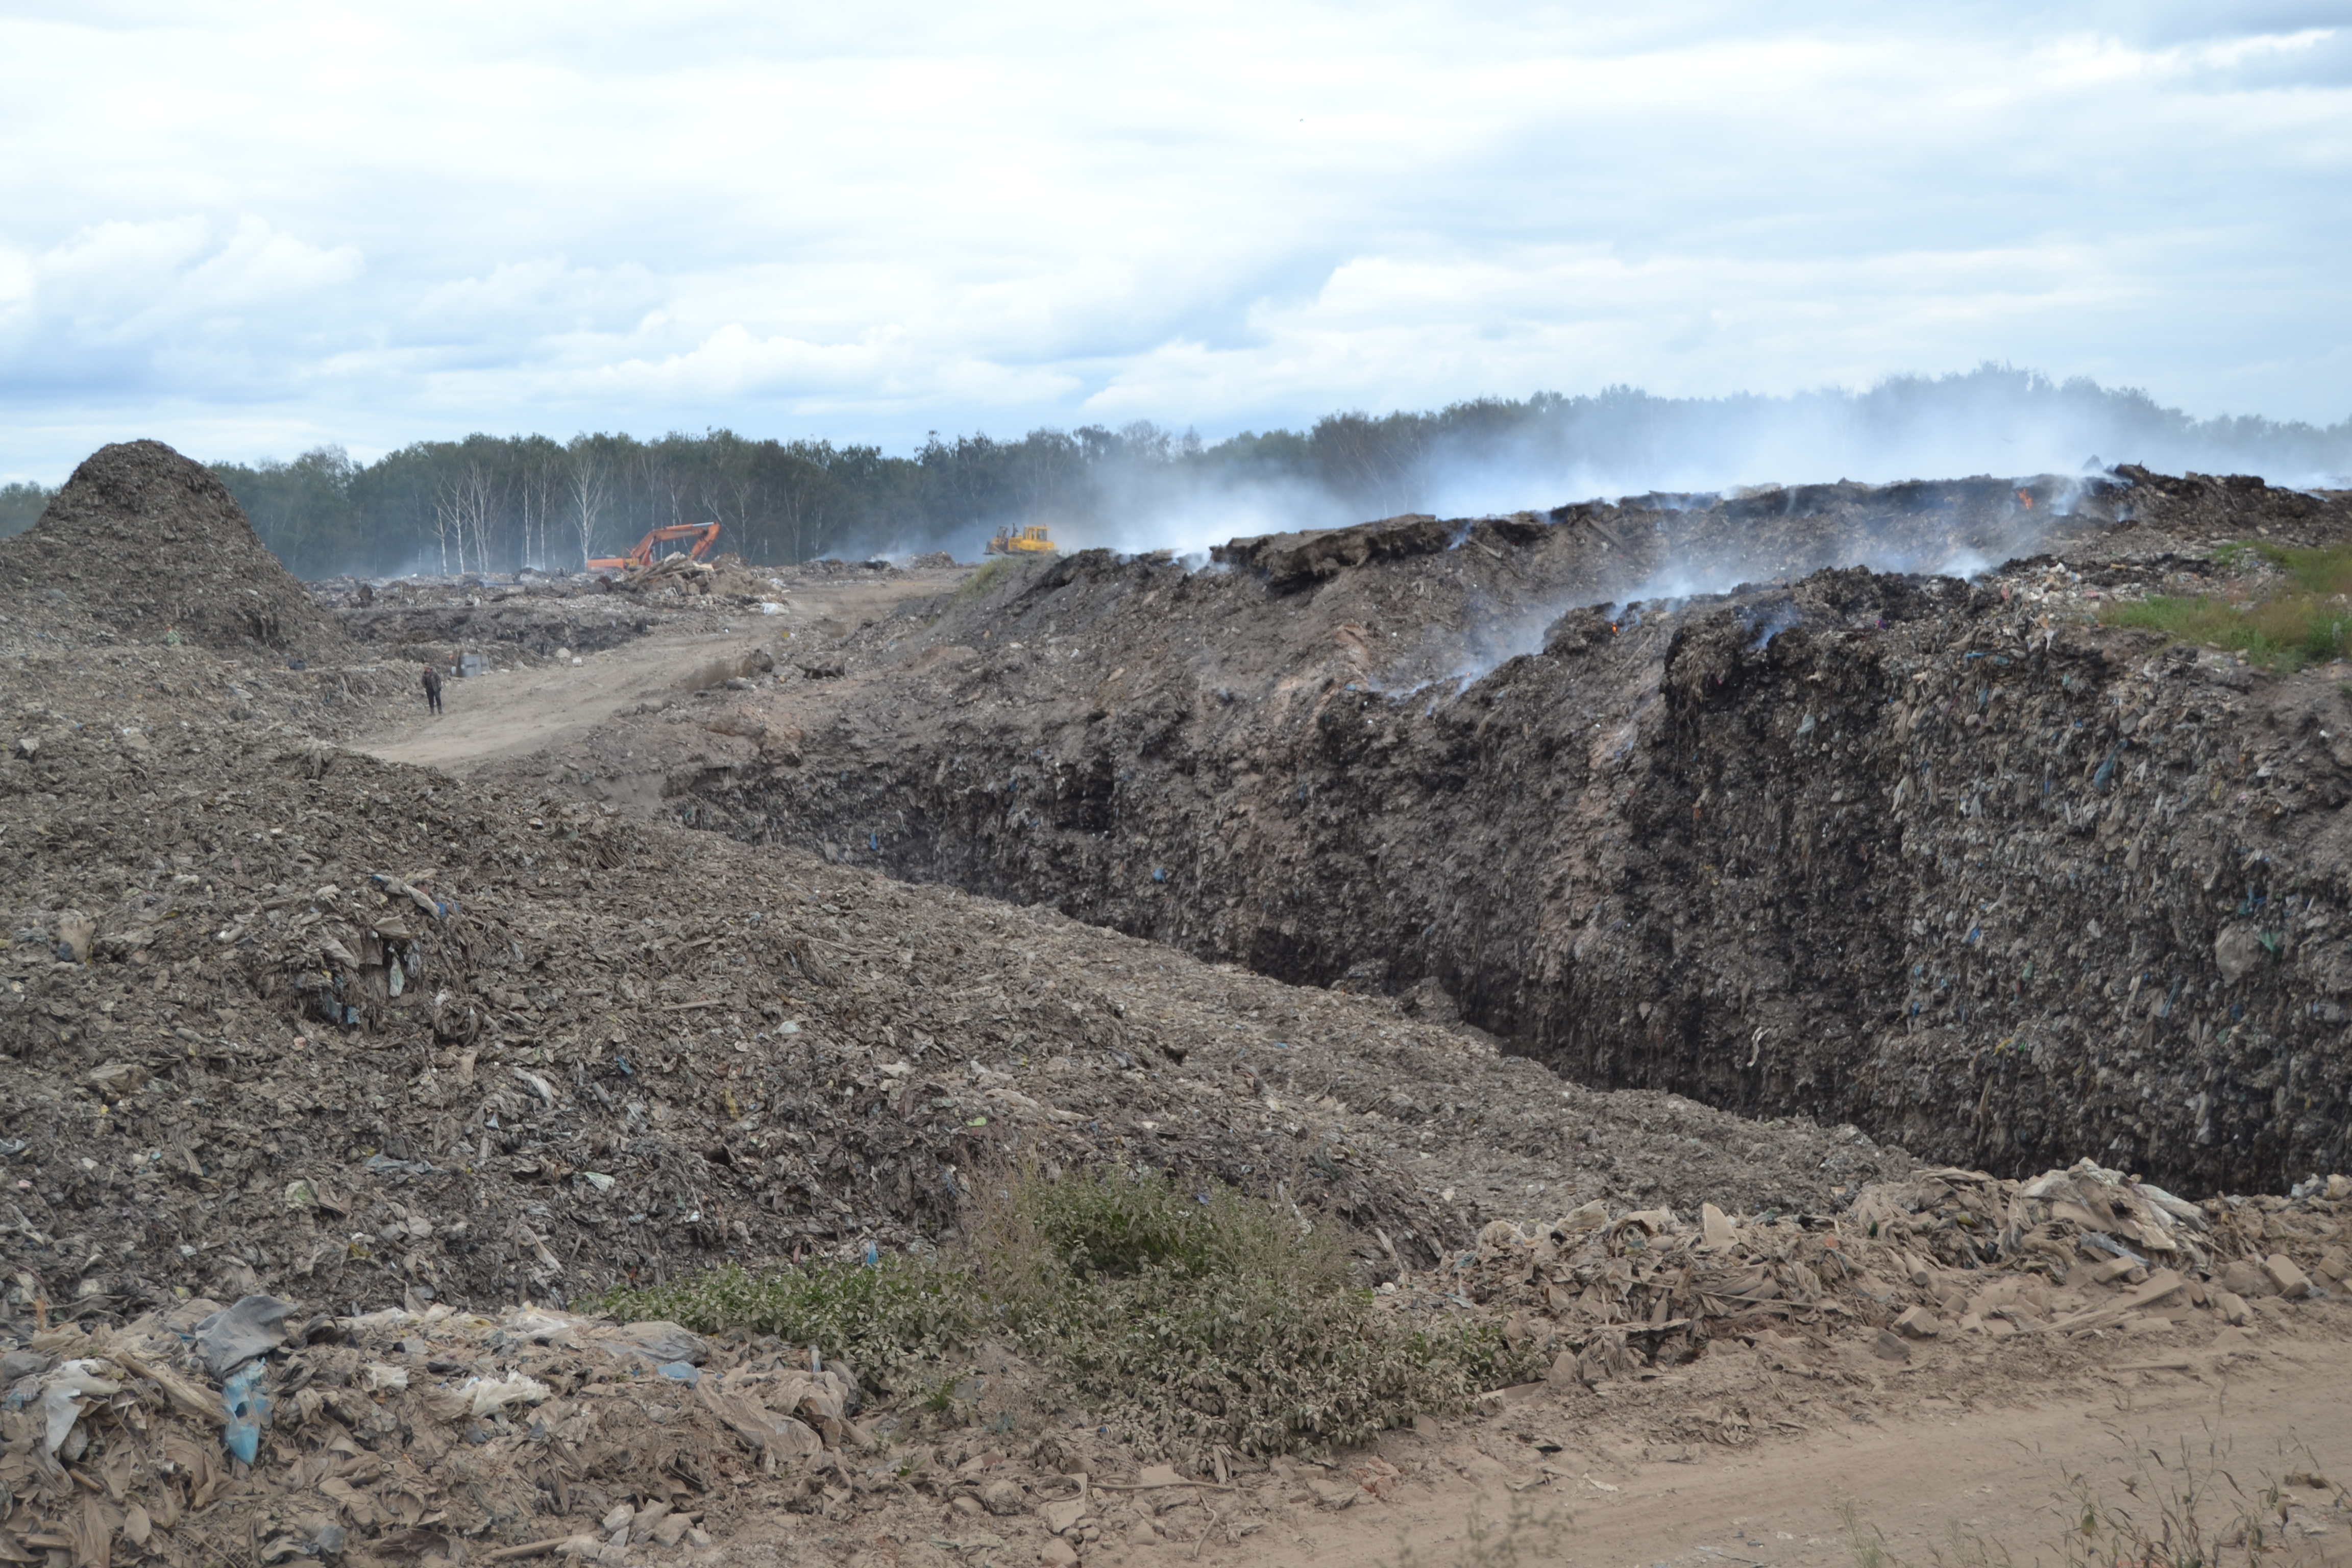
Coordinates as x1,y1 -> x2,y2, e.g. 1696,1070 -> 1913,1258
586,522 -> 722,573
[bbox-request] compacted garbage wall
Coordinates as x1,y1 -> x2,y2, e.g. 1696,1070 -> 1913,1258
673,470 -> 2352,1196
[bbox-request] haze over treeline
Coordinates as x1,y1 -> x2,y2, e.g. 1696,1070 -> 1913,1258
6,368 -> 2348,576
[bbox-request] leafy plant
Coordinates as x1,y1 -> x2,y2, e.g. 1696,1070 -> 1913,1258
591,1163 -> 1542,1460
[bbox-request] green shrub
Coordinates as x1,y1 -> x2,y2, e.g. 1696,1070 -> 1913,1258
951,556 -> 1013,601
973,1165 -> 1528,1457
590,1165 -> 1539,1459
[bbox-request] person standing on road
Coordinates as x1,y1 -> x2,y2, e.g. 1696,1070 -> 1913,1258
422,664 -> 443,716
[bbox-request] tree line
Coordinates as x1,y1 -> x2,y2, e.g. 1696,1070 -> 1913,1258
3,368 -> 2347,576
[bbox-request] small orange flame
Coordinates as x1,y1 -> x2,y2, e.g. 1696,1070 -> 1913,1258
2016,489 -> 2035,509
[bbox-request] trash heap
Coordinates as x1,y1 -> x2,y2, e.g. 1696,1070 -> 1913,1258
683,462 -> 2352,1197
1439,1158 -> 2349,1380
2,703 -> 1481,1324
0,1294 -> 888,1567
609,557 -> 717,596
0,441 -> 353,667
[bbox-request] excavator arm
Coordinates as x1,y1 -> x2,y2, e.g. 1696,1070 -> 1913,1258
587,522 -> 722,573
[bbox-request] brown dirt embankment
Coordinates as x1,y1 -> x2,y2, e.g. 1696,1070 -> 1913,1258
618,468 -> 2352,1196
0,439 -> 353,665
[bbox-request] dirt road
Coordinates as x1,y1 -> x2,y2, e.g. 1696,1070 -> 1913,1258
359,627 -> 767,773
675,1327 -> 2352,1568
1287,1350 -> 2351,1567
357,571 -> 946,774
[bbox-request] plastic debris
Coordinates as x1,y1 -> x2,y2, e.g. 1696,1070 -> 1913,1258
193,1293 -> 295,1378
37,1358 -> 119,1456
222,1362 -> 269,1463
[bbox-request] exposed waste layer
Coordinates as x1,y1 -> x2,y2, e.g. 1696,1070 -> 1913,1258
0,440 -> 354,665
0,628 -> 1925,1349
617,468 -> 2352,1197
1441,1156 -> 2352,1377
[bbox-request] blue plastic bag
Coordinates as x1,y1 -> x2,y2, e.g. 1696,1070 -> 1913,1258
222,1363 -> 270,1464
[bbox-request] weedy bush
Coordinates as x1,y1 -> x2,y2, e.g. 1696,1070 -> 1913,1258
950,556 -> 1014,601
969,1164 -> 1534,1458
2052,1431 -> 2294,1568
2103,541 -> 2352,671
593,1164 -> 1539,1460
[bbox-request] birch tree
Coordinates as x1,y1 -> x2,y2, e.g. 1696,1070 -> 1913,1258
568,442 -> 612,566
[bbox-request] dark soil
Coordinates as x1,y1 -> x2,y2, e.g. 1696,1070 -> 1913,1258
577,467 -> 2352,1198
0,441 -> 353,665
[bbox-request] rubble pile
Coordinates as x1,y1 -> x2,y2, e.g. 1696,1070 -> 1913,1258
320,574 -> 656,666
0,1294 -> 886,1567
626,467 -> 2352,1194
307,553 -> 938,673
0,442 -> 352,666
1437,1159 -> 2351,1384
0,610 -> 1931,1364
9,444 -> 2352,1565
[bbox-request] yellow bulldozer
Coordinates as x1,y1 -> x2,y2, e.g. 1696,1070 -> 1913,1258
985,524 -> 1057,556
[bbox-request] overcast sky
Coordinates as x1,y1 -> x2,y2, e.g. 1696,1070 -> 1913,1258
1,1 -> 2347,483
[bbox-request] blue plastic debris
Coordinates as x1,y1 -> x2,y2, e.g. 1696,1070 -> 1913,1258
1152,868 -> 1166,883
223,1364 -> 269,1463
863,1240 -> 879,1267
2091,743 -> 2125,792
656,1361 -> 700,1385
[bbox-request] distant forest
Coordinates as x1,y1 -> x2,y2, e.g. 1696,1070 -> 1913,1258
4,368 -> 2348,577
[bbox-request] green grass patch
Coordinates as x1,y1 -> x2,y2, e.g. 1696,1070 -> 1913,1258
2100,540 -> 2352,671
595,1255 -> 970,1390
590,1165 -> 1538,1460
951,556 -> 1013,601
2243,539 -> 2352,595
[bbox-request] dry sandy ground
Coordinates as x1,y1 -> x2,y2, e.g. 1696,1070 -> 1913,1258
357,574 -> 943,775
360,627 -> 768,773
1271,1349 -> 2352,1567
696,1327 -> 2352,1568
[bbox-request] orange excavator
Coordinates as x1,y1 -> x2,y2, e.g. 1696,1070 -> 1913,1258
586,522 -> 721,574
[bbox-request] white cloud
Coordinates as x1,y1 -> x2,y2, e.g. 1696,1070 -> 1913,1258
0,1 -> 2345,482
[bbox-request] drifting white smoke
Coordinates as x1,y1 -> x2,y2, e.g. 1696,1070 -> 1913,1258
1006,369 -> 2348,568
1410,370 -> 2350,520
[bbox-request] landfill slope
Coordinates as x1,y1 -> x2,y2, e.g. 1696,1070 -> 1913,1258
1,623 -> 1924,1329
611,468 -> 2352,1196
6,453 -> 2352,1568
0,440 -> 353,665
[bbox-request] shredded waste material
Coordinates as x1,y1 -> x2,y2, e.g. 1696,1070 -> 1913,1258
5,451 -> 2352,1566
0,442 -> 354,666
1438,1159 -> 2352,1383
601,467 -> 2352,1195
